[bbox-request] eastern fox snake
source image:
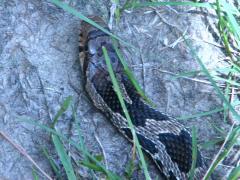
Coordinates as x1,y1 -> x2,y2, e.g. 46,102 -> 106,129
79,16 -> 207,180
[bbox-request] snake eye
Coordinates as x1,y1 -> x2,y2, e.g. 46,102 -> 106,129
97,47 -> 103,57
88,41 -> 97,55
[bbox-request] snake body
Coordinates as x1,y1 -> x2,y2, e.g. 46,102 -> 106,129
79,17 -> 206,180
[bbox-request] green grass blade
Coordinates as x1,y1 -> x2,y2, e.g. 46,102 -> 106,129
213,76 -> 240,87
102,46 -> 151,180
222,70 -> 232,123
20,118 -> 121,180
73,121 -> 103,179
123,1 -> 239,16
49,0 -> 134,48
230,62 -> 240,73
172,70 -> 201,79
111,0 -> 121,22
52,134 -> 77,180
211,123 -> 226,135
50,97 -> 119,180
70,107 -> 87,153
220,0 -> 240,47
227,165 -> 240,180
219,0 -> 240,15
42,147 -> 62,179
80,160 -> 106,172
215,0 -> 236,57
188,127 -> 197,180
203,125 -> 240,179
32,169 -> 39,180
124,1 -> 213,9
124,158 -> 136,179
71,106 -> 117,178
52,96 -> 72,128
200,137 -> 225,149
178,107 -> 225,120
49,96 -> 77,180
216,66 -> 240,74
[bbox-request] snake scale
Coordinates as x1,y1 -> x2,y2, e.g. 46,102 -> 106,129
79,16 -> 207,180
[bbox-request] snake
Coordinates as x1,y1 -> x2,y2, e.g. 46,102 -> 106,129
79,16 -> 207,180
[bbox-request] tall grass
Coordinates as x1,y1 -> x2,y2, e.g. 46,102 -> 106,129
21,101 -> 121,179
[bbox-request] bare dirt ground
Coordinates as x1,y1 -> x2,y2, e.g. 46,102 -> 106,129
0,0 -> 238,179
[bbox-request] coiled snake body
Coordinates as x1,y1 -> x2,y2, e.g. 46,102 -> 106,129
79,17 -> 206,180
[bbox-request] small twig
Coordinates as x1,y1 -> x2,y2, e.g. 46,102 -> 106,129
228,85 -> 235,124
93,131 -> 109,170
91,118 -> 109,170
152,7 -> 184,34
109,2 -> 117,30
168,27 -> 189,48
0,131 -> 53,180
166,5 -> 179,14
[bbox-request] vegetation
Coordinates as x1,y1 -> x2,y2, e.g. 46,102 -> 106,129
22,0 -> 240,179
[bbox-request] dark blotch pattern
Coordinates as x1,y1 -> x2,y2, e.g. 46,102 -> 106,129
121,128 -> 133,140
169,171 -> 177,180
121,128 -> 158,155
93,74 -> 170,127
137,133 -> 158,154
158,130 -> 202,173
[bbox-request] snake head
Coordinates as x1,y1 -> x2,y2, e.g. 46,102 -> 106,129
79,16 -> 108,73
79,16 -> 122,80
